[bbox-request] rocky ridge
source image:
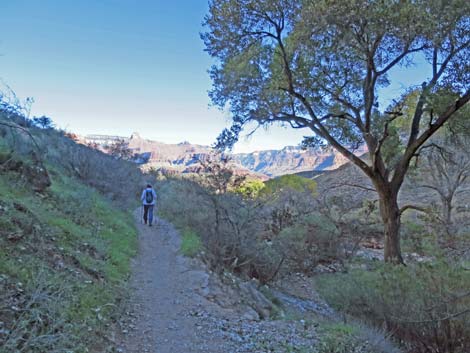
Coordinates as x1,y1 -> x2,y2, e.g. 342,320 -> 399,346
84,133 -> 366,177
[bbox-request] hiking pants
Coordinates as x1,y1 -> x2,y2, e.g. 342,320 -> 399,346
143,205 -> 154,225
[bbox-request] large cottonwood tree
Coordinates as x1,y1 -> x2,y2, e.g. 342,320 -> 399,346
202,0 -> 470,263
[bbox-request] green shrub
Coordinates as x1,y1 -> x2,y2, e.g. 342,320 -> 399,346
317,323 -> 362,353
234,178 -> 265,198
276,213 -> 341,272
316,322 -> 401,353
261,174 -> 317,197
180,229 -> 203,257
401,220 -> 439,255
316,261 -> 470,353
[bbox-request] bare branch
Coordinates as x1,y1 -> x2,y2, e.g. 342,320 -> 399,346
329,182 -> 377,193
399,204 -> 429,215
0,121 -> 42,154
376,44 -> 426,76
391,308 -> 470,324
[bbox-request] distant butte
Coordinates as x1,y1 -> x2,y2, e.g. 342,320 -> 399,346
84,133 -> 366,178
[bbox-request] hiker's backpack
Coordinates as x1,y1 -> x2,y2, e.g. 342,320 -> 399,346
145,189 -> 154,204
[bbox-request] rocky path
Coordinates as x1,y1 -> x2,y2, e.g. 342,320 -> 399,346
118,214 -> 320,353
118,216 -> 239,353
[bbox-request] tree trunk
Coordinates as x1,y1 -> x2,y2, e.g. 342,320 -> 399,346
213,197 -> 221,235
441,195 -> 455,242
377,187 -> 404,264
442,196 -> 453,226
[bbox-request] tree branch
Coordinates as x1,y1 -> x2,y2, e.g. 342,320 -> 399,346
407,41 -> 470,149
376,45 -> 425,76
394,89 -> 470,187
373,113 -> 402,167
329,182 -> 377,193
391,308 -> 470,324
399,204 -> 429,215
0,121 -> 42,154
321,85 -> 362,123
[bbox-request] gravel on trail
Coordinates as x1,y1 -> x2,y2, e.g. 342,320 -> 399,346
118,215 -> 318,353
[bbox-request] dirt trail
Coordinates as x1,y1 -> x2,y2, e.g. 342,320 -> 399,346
119,215 -> 237,353
118,212 -> 326,353
118,211 -> 400,353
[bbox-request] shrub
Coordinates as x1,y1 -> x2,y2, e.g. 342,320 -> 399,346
1,103 -> 140,352
401,220 -> 438,255
316,261 -> 470,353
316,322 -> 401,353
234,178 -> 265,199
275,213 -> 342,272
261,174 -> 317,197
1,108 -> 150,208
157,174 -> 354,282
317,323 -> 363,353
157,178 -> 283,282
180,229 -> 203,257
56,140 -> 146,207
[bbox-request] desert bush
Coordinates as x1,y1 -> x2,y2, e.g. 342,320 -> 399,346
261,174 -> 317,196
234,178 -> 265,199
158,164 -> 390,283
0,269 -> 79,353
314,195 -> 383,260
275,213 -> 342,272
60,141 -> 146,206
180,229 -> 203,257
401,219 -> 438,255
260,175 -> 317,235
105,139 -> 133,160
31,115 -> 54,129
1,99 -> 141,352
157,177 -> 283,282
157,178 -> 214,231
157,172 -> 360,282
316,261 -> 470,353
316,322 -> 401,353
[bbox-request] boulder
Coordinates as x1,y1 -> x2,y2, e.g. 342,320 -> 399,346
24,163 -> 51,192
238,279 -> 274,319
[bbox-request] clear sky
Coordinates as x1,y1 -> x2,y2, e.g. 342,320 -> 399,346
0,1 -> 431,153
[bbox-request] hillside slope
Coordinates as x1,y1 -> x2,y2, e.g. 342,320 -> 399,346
312,158 -> 470,210
0,112 -> 144,353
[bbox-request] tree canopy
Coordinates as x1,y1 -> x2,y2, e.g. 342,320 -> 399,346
261,174 -> 317,197
203,0 -> 470,263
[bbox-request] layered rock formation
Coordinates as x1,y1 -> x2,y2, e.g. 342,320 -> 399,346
84,133 -> 366,178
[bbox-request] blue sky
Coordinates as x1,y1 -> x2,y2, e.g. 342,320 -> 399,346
0,1 -> 431,153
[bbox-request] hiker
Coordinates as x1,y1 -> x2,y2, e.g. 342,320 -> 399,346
141,184 -> 157,226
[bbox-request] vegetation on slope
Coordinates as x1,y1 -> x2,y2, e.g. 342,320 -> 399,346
316,260 -> 470,353
0,170 -> 136,352
203,0 -> 470,264
0,105 -> 147,352
155,152 -> 469,352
